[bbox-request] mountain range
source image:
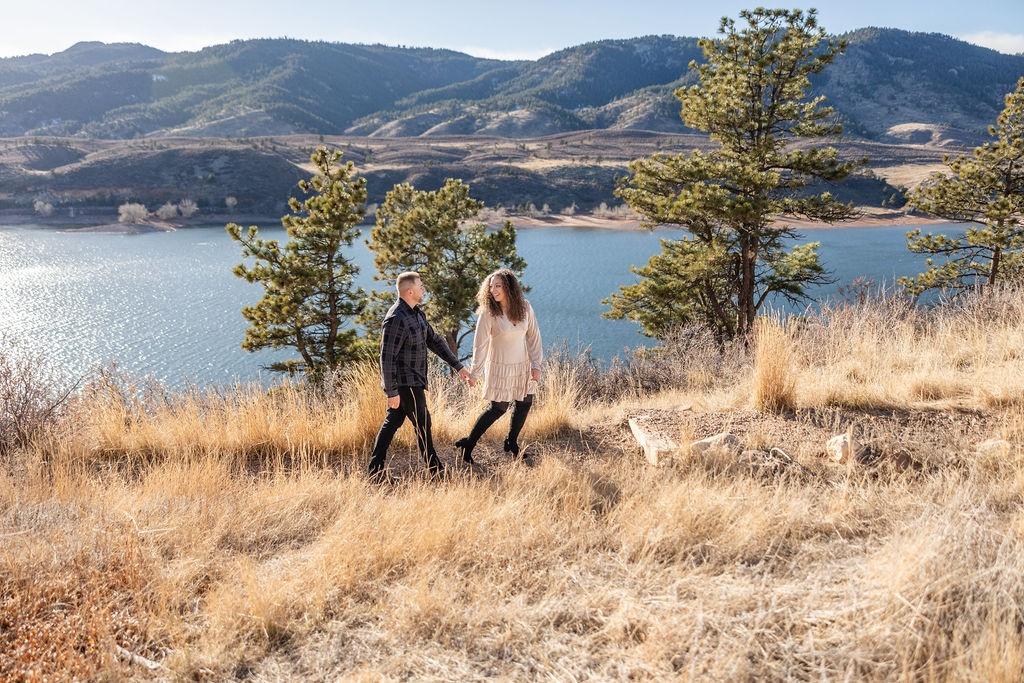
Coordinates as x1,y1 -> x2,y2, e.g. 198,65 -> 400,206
2,29 -> 1022,144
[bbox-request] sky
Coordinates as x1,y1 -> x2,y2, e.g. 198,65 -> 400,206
1,0 -> 1022,59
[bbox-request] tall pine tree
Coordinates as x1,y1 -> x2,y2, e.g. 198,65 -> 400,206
901,77 -> 1024,296
366,178 -> 525,357
606,8 -> 858,340
226,147 -> 368,377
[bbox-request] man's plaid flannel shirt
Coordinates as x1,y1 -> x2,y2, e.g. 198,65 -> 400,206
380,298 -> 464,398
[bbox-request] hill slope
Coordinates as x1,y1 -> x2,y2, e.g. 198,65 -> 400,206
0,31 -> 1021,142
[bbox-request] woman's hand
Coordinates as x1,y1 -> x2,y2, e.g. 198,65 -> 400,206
530,368 -> 541,381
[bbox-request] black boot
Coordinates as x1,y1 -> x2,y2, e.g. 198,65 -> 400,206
504,436 -> 534,466
457,402 -> 510,466
454,437 -> 475,464
504,396 -> 533,464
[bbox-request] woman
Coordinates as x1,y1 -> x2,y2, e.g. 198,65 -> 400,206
455,268 -> 543,465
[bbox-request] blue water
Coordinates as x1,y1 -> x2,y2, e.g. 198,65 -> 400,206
0,223 -> 962,387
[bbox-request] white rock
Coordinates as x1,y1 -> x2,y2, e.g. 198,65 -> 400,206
976,438 -> 1011,458
628,417 -> 678,466
826,433 -> 852,463
690,432 -> 741,456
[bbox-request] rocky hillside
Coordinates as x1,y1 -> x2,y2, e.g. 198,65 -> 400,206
1,31 -> 1021,144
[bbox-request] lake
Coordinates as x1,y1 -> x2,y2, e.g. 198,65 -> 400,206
0,222 -> 961,387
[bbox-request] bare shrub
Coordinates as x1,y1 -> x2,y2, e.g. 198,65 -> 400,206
224,196 -> 238,212
117,203 -> 148,224
0,346 -> 77,456
477,206 -> 508,223
177,199 -> 199,218
33,199 -> 54,217
551,326 -> 748,402
154,202 -> 179,220
592,202 -> 640,219
560,202 -> 577,216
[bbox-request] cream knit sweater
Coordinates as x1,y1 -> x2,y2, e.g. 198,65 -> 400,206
468,300 -> 543,402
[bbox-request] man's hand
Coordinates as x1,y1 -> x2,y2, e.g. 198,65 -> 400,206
387,395 -> 401,410
531,368 -> 541,382
458,368 -> 476,387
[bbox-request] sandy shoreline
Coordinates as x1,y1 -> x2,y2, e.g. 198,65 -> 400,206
491,207 -> 957,231
0,206 -> 959,234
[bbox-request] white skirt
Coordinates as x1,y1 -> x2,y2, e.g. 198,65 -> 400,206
482,359 -> 537,402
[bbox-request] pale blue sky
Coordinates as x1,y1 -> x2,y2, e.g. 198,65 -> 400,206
2,0 -> 1022,59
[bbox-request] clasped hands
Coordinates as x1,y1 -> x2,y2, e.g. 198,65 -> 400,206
387,368 -> 540,409
459,367 -> 541,387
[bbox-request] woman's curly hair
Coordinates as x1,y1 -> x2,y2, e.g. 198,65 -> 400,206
476,268 -> 527,323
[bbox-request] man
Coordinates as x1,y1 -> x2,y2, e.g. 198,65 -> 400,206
369,271 -> 473,480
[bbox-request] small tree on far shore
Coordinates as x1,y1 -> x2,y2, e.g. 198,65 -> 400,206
178,199 -> 199,218
226,147 -> 369,377
117,203 -> 149,224
225,196 -> 238,212
155,202 -> 179,220
33,200 -> 53,217
901,77 -> 1024,296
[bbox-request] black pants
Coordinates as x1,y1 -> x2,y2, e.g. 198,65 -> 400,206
369,386 -> 440,474
463,395 -> 534,456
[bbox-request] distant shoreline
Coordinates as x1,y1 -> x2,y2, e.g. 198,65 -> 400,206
0,206 -> 959,235
501,206 -> 958,231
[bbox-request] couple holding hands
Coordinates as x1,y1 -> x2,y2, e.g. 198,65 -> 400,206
368,268 -> 543,481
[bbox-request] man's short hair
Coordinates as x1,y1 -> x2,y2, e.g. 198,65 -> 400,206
396,271 -> 421,292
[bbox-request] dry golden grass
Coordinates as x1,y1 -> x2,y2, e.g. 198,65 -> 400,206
3,290 -> 1024,680
873,162 -> 949,190
752,316 -> 797,413
759,289 -> 1024,412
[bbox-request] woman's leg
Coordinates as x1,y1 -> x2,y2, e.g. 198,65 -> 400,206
504,394 -> 534,456
456,401 -> 510,462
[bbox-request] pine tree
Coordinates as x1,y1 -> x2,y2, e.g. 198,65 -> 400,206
606,8 -> 858,340
366,178 -> 526,357
226,147 -> 368,377
901,77 -> 1024,296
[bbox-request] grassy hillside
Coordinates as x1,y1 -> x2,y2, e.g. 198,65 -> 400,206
0,40 -> 501,138
0,32 -> 1020,142
3,288 -> 1023,679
